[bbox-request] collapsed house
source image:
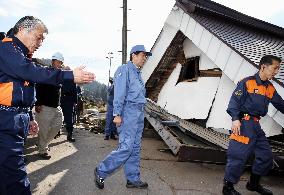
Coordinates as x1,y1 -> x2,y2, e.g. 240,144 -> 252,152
142,0 -> 284,167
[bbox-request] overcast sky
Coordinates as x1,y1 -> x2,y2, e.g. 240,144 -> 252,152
1,0 -> 284,84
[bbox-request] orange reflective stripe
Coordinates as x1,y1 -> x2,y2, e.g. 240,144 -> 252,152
246,79 -> 275,99
246,80 -> 257,93
265,84 -> 275,99
2,37 -> 12,42
246,80 -> 266,95
0,82 -> 13,106
229,134 -> 249,144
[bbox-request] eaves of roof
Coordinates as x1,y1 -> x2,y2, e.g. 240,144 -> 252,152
176,0 -> 284,87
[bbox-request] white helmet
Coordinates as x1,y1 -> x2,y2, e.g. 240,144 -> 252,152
51,52 -> 64,62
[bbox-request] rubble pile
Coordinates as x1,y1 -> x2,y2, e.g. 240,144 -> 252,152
74,99 -> 107,134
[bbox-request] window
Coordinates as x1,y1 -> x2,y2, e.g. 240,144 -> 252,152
177,56 -> 199,83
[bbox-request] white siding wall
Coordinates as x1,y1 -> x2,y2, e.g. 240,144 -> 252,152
165,6 -> 183,29
224,52 -> 244,81
206,74 -> 234,130
270,81 -> 284,127
183,39 -> 218,70
180,12 -> 190,34
157,64 -> 220,119
199,29 -> 213,53
233,61 -> 258,84
260,115 -> 283,136
207,36 -> 222,61
183,38 -> 201,58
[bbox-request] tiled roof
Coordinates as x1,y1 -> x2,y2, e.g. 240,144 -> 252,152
177,0 -> 284,87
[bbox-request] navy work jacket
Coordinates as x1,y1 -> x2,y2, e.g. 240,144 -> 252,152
227,73 -> 284,121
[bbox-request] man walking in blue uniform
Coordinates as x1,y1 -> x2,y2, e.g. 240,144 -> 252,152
222,55 -> 284,195
61,67 -> 78,142
0,16 -> 94,195
104,77 -> 117,140
94,45 -> 152,189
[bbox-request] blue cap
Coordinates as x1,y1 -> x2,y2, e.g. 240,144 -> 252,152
130,45 -> 152,56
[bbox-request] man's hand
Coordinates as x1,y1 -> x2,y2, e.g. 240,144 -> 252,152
35,106 -> 42,113
73,65 -> 95,84
113,116 -> 122,127
29,120 -> 39,136
231,120 -> 241,135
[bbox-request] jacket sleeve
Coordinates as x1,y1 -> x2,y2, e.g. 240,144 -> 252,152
271,90 -> 284,114
226,80 -> 248,121
113,66 -> 128,116
0,43 -> 73,85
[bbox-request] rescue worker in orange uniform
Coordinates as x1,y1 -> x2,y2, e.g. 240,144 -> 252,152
222,55 -> 284,195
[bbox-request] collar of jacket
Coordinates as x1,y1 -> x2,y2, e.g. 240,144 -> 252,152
128,61 -> 141,73
11,34 -> 29,56
254,72 -> 269,86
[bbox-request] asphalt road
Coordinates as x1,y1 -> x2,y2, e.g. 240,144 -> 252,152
25,129 -> 284,195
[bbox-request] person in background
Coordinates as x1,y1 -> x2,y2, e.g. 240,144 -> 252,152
0,16 -> 94,195
6,28 -> 14,37
75,85 -> 84,123
104,77 -> 117,140
35,52 -> 65,160
61,66 -> 78,142
94,45 -> 151,190
0,32 -> 6,40
222,55 -> 284,195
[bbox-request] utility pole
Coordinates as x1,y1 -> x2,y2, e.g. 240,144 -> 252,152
122,0 -> 127,64
106,52 -> 113,88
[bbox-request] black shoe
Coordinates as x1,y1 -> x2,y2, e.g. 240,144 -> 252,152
126,180 -> 148,189
24,157 -> 28,164
94,168 -> 104,189
246,174 -> 273,195
110,134 -> 117,140
246,182 -> 273,195
67,132 -> 76,142
38,153 -> 51,160
104,136 -> 109,140
222,180 -> 241,195
67,136 -> 76,142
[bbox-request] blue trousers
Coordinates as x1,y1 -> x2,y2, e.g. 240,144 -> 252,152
224,118 -> 273,184
61,98 -> 74,134
0,110 -> 31,195
104,104 -> 117,136
97,103 -> 144,182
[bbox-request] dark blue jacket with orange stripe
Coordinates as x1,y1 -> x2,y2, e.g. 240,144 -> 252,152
0,36 -> 73,113
227,73 -> 284,121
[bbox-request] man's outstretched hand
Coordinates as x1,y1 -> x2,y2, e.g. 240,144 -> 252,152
73,65 -> 95,84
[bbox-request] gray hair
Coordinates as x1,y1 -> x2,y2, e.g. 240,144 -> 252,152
13,16 -> 48,34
